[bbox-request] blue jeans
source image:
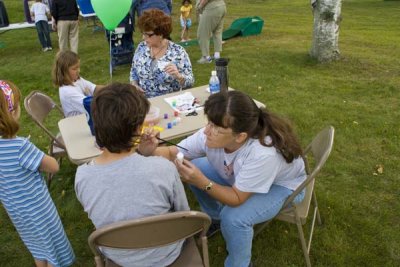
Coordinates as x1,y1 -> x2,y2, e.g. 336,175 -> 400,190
35,20 -> 52,48
190,157 -> 305,267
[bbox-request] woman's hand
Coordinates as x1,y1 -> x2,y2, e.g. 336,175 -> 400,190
175,158 -> 208,188
165,63 -> 182,80
130,81 -> 145,93
137,127 -> 159,156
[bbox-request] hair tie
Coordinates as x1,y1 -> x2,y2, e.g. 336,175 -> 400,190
0,80 -> 14,112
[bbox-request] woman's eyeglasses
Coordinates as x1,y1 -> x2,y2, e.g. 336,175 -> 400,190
205,121 -> 232,136
142,32 -> 156,38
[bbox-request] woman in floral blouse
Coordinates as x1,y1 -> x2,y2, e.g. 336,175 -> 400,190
130,9 -> 194,98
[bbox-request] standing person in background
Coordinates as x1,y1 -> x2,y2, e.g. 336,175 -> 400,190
180,0 -> 193,42
51,0 -> 79,53
196,0 -> 226,64
0,80 -> 75,267
30,0 -> 53,52
134,0 -> 172,16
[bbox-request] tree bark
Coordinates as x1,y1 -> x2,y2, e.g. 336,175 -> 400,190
310,0 -> 342,63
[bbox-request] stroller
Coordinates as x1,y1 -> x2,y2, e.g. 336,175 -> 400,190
106,13 -> 134,73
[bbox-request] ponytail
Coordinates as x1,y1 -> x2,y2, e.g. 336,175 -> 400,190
257,109 -> 303,163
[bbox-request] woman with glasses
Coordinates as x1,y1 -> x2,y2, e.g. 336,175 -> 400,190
137,91 -> 307,267
130,9 -> 194,98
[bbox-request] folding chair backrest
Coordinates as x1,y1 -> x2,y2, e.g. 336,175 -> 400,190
282,126 -> 335,209
305,126 -> 335,178
88,211 -> 211,250
24,91 -> 65,148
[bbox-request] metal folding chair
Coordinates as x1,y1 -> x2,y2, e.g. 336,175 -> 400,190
24,90 -> 66,186
88,211 -> 211,267
255,126 -> 335,267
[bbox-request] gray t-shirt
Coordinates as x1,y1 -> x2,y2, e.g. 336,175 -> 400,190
75,153 -> 189,267
178,129 -> 306,193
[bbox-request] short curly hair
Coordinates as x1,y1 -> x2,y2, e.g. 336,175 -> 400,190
138,9 -> 172,39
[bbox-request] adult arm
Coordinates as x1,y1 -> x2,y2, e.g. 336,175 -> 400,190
39,155 -> 59,174
136,127 -> 180,160
166,0 -> 172,14
50,1 -> 57,30
176,159 -> 252,207
164,47 -> 194,88
196,0 -> 208,13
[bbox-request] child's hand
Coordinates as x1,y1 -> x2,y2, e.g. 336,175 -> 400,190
137,127 -> 159,156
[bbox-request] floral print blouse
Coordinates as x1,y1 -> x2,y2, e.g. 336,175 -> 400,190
130,41 -> 194,98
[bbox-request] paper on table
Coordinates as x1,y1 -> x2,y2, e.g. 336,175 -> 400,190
164,92 -> 202,114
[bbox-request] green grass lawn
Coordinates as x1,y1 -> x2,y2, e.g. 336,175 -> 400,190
1,0 -> 399,266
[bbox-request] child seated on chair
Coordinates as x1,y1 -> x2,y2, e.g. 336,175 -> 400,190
74,83 -> 189,266
52,50 -> 104,117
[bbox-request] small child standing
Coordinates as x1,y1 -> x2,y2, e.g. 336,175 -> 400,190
0,80 -> 75,267
52,50 -> 104,117
30,0 -> 52,52
180,0 -> 193,42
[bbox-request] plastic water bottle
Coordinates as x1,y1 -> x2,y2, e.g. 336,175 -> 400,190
209,70 -> 220,94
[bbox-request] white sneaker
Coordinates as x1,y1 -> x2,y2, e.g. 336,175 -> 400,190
42,47 -> 49,52
197,56 -> 212,64
47,47 -> 53,51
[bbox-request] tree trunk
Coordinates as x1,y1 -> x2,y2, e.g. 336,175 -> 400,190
310,0 -> 342,63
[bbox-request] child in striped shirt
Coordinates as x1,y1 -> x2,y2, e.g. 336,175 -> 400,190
0,80 -> 75,267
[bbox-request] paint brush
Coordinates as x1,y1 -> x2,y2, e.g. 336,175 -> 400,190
156,137 -> 188,151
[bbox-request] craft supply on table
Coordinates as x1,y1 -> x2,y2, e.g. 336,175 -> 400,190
164,92 -> 203,114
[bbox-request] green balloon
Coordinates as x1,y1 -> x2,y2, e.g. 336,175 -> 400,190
91,0 -> 132,30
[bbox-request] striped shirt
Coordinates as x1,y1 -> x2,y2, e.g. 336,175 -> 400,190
0,137 -> 75,266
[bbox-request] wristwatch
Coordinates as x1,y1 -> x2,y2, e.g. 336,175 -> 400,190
203,181 -> 213,191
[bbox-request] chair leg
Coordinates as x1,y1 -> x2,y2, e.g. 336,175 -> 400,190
295,214 -> 312,267
254,220 -> 271,237
312,192 -> 322,225
47,172 -> 53,188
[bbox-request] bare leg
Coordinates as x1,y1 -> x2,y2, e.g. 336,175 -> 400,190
185,29 -> 190,40
181,26 -> 186,41
34,259 -> 54,267
34,259 -> 47,267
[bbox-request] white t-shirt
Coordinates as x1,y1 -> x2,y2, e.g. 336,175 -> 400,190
178,129 -> 307,193
30,2 -> 49,23
59,77 -> 96,117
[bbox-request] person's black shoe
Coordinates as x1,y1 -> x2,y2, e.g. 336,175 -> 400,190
206,220 -> 221,238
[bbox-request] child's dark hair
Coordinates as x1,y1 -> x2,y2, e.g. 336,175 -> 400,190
52,50 -> 80,87
0,80 -> 21,138
91,83 -> 150,153
182,0 -> 191,5
204,91 -> 303,163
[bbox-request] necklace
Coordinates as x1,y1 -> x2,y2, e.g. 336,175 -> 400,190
150,41 -> 167,59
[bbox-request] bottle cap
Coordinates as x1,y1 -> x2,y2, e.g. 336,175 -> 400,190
176,152 -> 184,163
215,58 -> 229,66
211,70 -> 217,76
